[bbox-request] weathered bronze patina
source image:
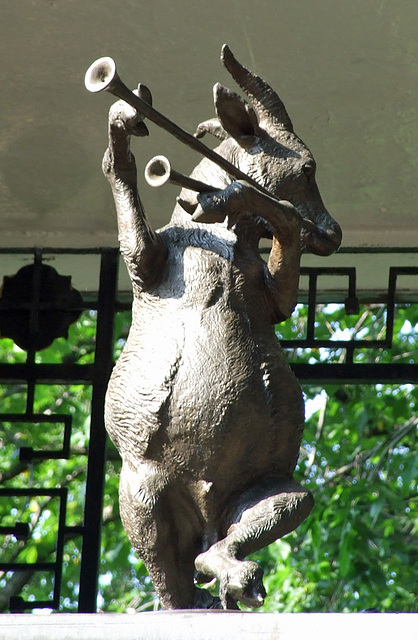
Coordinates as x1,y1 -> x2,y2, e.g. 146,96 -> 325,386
88,45 -> 341,610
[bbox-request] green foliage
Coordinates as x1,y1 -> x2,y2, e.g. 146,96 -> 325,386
0,305 -> 416,613
250,381 -> 417,612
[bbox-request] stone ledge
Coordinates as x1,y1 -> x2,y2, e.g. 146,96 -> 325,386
0,612 -> 415,640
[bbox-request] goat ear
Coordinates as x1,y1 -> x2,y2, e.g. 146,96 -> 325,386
214,83 -> 259,146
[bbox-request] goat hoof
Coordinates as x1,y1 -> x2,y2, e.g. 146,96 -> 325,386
220,561 -> 266,609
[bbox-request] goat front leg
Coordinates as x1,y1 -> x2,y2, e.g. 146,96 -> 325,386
103,93 -> 167,292
194,182 -> 301,322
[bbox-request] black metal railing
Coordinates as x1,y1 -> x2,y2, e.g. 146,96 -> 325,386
0,248 -> 119,612
286,265 -> 418,384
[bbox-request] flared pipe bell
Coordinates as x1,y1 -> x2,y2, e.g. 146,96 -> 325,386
84,56 -> 119,93
145,155 -> 215,193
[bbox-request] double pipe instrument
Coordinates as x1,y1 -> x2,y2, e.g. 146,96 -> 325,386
84,56 -> 319,234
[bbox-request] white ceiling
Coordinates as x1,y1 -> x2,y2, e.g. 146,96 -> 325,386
1,0 -> 417,261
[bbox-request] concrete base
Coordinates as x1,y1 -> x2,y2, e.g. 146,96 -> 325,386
0,612 -> 415,640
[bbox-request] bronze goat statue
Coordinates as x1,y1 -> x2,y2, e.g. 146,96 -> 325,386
86,45 -> 342,610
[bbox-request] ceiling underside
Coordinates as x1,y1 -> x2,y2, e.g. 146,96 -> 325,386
1,0 -> 417,274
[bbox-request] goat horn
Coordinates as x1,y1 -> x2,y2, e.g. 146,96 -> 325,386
221,44 -> 293,132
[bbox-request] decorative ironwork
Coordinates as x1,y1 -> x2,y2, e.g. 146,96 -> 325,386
0,488 -> 68,611
0,415 -> 72,462
0,247 -> 119,613
0,247 -> 416,612
0,258 -> 82,351
282,265 -> 418,384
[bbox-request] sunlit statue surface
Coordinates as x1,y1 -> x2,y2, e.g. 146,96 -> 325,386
87,45 -> 342,610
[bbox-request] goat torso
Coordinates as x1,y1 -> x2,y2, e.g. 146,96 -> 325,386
105,221 -> 304,501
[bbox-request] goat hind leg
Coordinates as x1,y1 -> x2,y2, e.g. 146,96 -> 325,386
195,477 -> 314,609
119,463 -> 218,609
